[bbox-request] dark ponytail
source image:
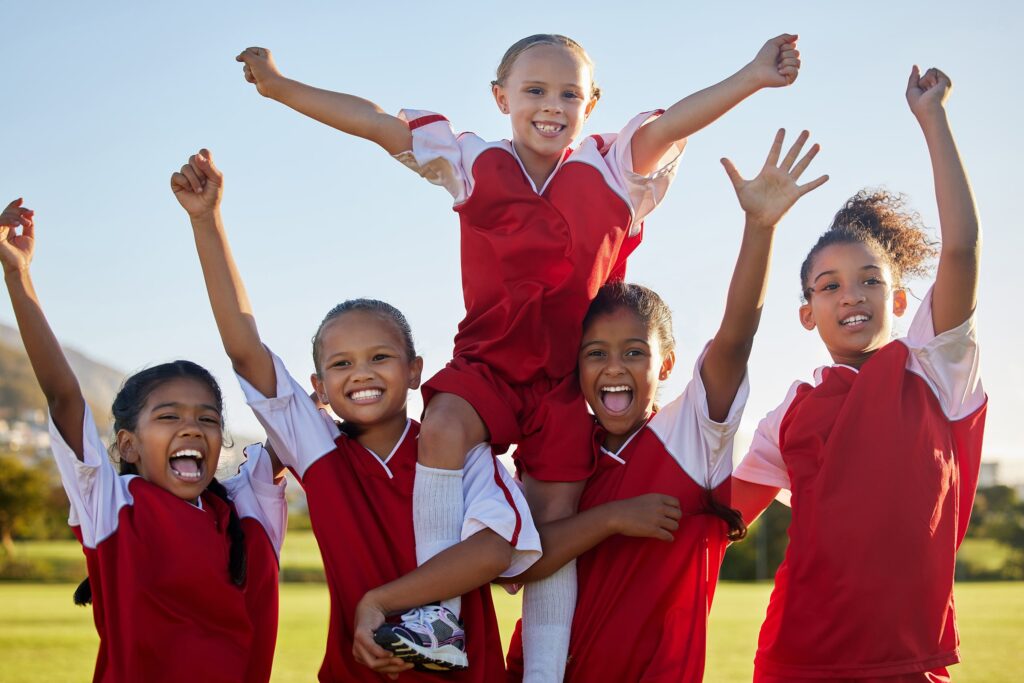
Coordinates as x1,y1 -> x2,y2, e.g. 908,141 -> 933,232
206,478 -> 248,587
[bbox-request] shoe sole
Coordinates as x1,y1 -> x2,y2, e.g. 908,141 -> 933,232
373,631 -> 469,671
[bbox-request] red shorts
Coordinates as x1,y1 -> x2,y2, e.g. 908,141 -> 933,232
422,357 -> 594,482
754,667 -> 951,683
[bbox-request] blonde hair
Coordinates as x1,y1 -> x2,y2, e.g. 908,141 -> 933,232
491,34 -> 601,101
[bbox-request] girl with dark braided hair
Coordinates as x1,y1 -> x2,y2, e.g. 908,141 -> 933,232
0,199 -> 287,683
733,66 -> 984,682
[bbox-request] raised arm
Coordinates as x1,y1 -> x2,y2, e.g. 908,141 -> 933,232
703,130 -> 828,421
236,47 -> 412,156
171,150 -> 277,398
0,200 -> 86,456
906,66 -> 980,334
631,34 -> 801,175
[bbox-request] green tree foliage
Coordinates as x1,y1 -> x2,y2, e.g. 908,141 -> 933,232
720,501 -> 791,581
0,451 -> 51,554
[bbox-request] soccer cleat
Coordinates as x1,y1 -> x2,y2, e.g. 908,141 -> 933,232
373,604 -> 469,671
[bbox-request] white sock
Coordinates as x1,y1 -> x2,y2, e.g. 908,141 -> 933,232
413,463 -> 465,617
522,559 -> 576,682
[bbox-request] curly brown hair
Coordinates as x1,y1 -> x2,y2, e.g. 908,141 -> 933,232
800,189 -> 938,300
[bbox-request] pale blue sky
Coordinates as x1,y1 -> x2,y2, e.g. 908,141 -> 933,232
3,1 -> 1021,464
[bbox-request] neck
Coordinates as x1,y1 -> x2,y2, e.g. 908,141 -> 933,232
512,140 -> 562,190
355,412 -> 409,461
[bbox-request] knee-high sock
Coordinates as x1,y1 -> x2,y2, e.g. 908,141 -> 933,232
413,463 -> 465,617
522,559 -> 576,682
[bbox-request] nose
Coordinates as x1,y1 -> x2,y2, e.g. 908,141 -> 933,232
840,283 -> 867,306
541,94 -> 563,114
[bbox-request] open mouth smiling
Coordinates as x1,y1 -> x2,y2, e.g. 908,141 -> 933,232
168,449 -> 204,482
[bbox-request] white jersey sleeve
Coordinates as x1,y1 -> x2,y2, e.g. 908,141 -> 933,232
605,110 -> 685,229
48,405 -> 134,549
647,342 -> 749,490
236,349 -> 341,480
222,443 -> 288,558
901,285 -> 984,421
732,380 -> 802,499
393,110 -> 470,204
461,444 -> 541,576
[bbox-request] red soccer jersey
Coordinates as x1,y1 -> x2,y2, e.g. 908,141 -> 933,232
507,347 -> 748,681
734,289 -> 986,679
396,110 -> 683,384
239,351 -> 541,682
50,412 -> 287,683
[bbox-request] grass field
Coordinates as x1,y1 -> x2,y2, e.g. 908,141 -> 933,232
2,535 -> 1023,681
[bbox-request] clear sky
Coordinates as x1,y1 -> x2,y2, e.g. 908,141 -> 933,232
3,1 -> 1021,465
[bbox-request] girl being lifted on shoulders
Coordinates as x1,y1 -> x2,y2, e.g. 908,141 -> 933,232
237,33 -> 801,677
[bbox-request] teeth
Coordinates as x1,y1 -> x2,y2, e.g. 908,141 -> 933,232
841,315 -> 869,326
602,385 -> 631,393
170,449 -> 203,460
534,122 -> 564,133
350,389 -> 383,400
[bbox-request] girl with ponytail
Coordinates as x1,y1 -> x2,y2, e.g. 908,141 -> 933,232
0,200 -> 287,683
732,67 -> 984,682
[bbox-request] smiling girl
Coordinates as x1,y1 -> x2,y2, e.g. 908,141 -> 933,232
174,149 -> 542,681
0,199 -> 287,683
501,127 -> 827,681
732,67 -> 984,682
235,33 -> 801,676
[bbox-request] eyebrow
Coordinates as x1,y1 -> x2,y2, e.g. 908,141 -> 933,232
581,338 -> 651,349
812,264 -> 882,284
151,402 -> 221,414
521,80 -> 584,90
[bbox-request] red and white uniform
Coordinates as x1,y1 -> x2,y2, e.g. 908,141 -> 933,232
734,288 -> 985,681
396,111 -> 683,480
49,407 -> 287,683
507,347 -> 748,681
238,350 -> 541,682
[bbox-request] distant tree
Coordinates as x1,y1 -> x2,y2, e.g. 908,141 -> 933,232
0,451 -> 52,555
720,500 -> 792,581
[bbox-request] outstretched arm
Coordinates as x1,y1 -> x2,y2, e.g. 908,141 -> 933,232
236,47 -> 412,155
0,200 -> 86,457
171,150 -> 276,398
703,130 -> 828,421
631,34 -> 801,175
906,66 -> 980,334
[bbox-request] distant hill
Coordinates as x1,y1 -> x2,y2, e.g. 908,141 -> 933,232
0,322 -> 125,431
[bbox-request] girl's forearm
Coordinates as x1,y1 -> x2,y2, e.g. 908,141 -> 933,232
701,220 -> 774,421
190,211 -> 276,396
496,504 -> 617,584
364,530 -> 512,614
918,112 -> 981,333
3,268 -> 84,453
632,68 -> 759,175
268,78 -> 412,155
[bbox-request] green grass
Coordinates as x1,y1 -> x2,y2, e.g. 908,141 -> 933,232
1,582 -> 1020,682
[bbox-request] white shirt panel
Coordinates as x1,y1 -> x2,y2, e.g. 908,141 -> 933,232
222,443 -> 288,558
647,343 -> 749,490
461,443 -> 541,576
732,380 -> 803,496
236,350 -> 341,479
48,405 -> 134,549
901,286 -> 983,421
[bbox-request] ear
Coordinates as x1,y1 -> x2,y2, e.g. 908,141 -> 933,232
892,288 -> 908,318
309,373 -> 330,407
116,429 -> 140,463
492,83 -> 510,114
799,302 -> 817,331
658,349 -> 676,381
584,96 -> 598,119
408,356 -> 424,390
